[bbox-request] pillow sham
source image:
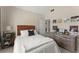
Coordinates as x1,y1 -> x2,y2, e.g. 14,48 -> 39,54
28,29 -> 38,35
20,30 -> 28,36
28,30 -> 35,36
34,30 -> 38,35
20,29 -> 38,36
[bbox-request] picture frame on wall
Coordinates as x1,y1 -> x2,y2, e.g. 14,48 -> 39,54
52,19 -> 63,23
52,26 -> 58,30
53,19 -> 56,23
71,19 -> 76,22
64,18 -> 70,23
57,19 -> 62,23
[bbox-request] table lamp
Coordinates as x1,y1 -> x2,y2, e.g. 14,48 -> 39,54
6,26 -> 12,32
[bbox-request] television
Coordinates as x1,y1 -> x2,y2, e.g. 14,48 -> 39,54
70,26 -> 78,32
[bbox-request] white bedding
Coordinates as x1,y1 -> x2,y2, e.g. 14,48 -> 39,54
14,35 -> 60,53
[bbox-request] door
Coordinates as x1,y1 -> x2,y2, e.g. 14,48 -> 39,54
39,19 -> 45,34
45,19 -> 50,32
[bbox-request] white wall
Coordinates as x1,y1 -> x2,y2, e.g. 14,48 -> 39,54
2,6 -> 79,34
45,6 -> 75,19
0,7 -> 8,36
5,7 -> 44,32
45,6 -> 79,32
1,7 -> 7,31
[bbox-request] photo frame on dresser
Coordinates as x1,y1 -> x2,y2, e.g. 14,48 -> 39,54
70,26 -> 78,32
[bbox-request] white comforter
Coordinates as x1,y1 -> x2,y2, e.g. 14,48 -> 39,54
14,35 -> 60,53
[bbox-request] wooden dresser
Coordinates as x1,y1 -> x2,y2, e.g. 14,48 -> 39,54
42,32 -> 78,52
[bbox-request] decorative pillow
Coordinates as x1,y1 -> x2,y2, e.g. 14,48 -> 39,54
20,30 -> 28,36
34,30 -> 38,35
28,30 -> 35,36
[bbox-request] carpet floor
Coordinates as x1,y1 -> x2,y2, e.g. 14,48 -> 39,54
0,47 -> 13,53
0,46 -> 73,53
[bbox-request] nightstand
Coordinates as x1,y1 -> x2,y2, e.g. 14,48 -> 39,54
1,32 -> 15,49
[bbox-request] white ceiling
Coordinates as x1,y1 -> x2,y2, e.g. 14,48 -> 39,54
15,6 -> 79,17
15,6 -> 53,15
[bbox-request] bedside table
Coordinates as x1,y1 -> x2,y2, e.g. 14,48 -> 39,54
1,32 -> 15,49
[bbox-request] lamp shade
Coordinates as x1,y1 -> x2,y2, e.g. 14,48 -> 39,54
6,26 -> 12,31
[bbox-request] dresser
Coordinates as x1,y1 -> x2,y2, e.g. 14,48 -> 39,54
42,32 -> 78,52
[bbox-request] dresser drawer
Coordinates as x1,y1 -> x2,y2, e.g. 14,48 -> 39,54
56,37 -> 75,52
42,32 -> 76,52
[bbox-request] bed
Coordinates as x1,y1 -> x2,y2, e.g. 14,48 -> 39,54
13,25 -> 60,53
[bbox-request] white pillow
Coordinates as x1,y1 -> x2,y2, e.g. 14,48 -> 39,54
20,30 -> 28,36
34,30 -> 38,35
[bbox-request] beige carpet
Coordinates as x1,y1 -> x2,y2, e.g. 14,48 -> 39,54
0,47 -> 13,53
0,46 -> 72,53
59,47 -> 71,53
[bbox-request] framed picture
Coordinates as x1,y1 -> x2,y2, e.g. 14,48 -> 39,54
71,19 -> 76,22
52,26 -> 58,30
64,18 -> 70,23
57,19 -> 62,23
53,20 -> 56,23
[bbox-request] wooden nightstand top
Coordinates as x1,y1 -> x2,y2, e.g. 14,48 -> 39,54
4,31 -> 15,33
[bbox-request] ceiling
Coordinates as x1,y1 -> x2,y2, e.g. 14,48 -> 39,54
15,6 -> 53,15
15,6 -> 79,17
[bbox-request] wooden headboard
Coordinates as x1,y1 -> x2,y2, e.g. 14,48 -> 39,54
17,25 -> 35,36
